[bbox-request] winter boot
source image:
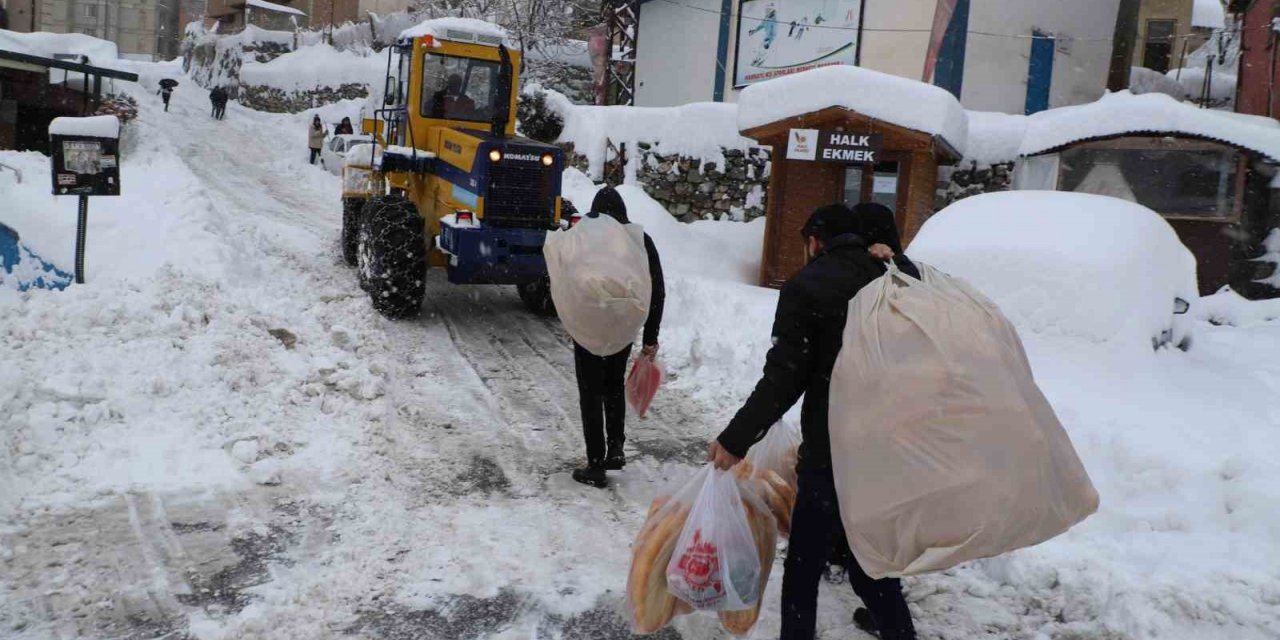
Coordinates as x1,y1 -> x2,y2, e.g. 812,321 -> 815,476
604,441 -> 626,470
572,462 -> 608,488
853,608 -> 879,637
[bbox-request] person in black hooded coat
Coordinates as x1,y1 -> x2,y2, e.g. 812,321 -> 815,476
571,186 -> 665,488
709,201 -> 919,640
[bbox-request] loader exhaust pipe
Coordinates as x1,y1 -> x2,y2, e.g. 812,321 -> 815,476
492,45 -> 514,137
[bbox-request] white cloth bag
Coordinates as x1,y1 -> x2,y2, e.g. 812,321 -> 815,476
829,262 -> 1099,579
544,214 -> 652,356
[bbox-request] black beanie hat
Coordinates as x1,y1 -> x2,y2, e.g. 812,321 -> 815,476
588,186 -> 629,224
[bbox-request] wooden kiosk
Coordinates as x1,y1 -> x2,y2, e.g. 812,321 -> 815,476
742,108 -> 963,288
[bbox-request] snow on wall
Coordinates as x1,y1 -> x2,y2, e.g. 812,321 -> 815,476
239,44 -> 385,92
1019,91 -> 1280,161
736,65 -> 969,157
909,191 -> 1198,352
963,111 -> 1028,167
541,87 -> 761,179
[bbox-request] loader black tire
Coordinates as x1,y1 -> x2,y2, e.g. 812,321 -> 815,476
357,195 -> 426,319
517,276 -> 556,317
341,197 -> 365,267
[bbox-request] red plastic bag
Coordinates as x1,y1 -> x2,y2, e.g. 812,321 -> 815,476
626,355 -> 663,417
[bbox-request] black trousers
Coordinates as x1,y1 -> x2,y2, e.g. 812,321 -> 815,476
573,342 -> 630,464
216,103 -> 226,119
162,93 -> 170,111
781,468 -> 916,640
309,148 -> 321,164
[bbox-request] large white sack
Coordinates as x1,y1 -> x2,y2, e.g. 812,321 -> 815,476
544,215 -> 652,356
829,263 -> 1099,579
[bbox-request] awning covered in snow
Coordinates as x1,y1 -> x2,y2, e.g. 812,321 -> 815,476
245,0 -> 306,17
1018,91 -> 1280,162
1193,0 -> 1226,30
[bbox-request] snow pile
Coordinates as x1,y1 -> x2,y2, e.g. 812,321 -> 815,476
1196,287 -> 1280,326
736,65 -> 968,157
240,43 -> 385,92
1193,0 -> 1227,29
909,191 -> 1198,351
0,29 -> 120,66
962,111 -> 1028,167
1167,64 -> 1238,105
399,17 -> 512,47
1019,91 -> 1280,160
48,115 -> 121,139
1128,65 -> 1187,99
541,87 -> 761,179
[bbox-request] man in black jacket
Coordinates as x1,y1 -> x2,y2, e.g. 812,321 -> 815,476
572,186 -> 665,488
709,202 -> 918,640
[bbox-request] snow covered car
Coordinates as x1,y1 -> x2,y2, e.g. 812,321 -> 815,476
320,134 -> 373,175
909,191 -> 1197,351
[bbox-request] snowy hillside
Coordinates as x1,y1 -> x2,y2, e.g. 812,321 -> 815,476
2,60 -> 1280,640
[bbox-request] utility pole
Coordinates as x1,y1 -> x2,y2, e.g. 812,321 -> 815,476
1107,0 -> 1141,91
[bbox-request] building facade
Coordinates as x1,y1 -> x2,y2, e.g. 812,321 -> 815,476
1232,0 -> 1279,117
2,0 -> 199,59
1131,0 -> 1222,73
634,0 -> 1124,115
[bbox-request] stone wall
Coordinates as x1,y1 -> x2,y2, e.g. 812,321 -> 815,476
632,145 -> 771,222
238,84 -> 370,113
523,60 -> 593,106
936,161 -> 1014,210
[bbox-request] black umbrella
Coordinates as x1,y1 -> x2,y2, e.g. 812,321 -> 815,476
159,78 -> 179,89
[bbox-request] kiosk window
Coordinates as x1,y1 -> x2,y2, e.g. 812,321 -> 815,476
843,161 -> 901,210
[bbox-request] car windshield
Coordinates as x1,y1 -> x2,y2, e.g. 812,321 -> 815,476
420,52 -> 499,122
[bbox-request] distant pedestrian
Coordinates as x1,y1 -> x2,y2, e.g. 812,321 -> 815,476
158,78 -> 179,112
334,117 -> 354,135
308,115 -> 327,164
210,86 -> 228,120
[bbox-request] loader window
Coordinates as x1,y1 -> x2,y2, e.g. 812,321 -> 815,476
421,52 -> 499,122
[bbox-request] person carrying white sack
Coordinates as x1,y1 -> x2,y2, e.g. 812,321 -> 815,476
553,186 -> 665,488
708,202 -> 916,640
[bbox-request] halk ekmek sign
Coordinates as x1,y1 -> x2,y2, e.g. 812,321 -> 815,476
786,129 -> 884,163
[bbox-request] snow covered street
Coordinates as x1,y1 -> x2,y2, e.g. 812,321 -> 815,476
3,72 -> 1280,640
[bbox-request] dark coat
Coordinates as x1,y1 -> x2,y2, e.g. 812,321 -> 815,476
589,187 -> 665,346
716,232 -> 919,471
334,120 -> 355,135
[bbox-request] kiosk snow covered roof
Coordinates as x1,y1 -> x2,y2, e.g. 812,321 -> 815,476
737,66 -> 967,288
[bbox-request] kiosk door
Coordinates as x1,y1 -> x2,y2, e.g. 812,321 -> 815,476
842,159 -> 904,211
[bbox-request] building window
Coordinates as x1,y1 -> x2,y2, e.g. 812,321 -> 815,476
1058,140 -> 1243,221
1143,19 -> 1176,73
82,4 -> 98,18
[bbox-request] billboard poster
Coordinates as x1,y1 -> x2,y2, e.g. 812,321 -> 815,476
735,0 -> 864,87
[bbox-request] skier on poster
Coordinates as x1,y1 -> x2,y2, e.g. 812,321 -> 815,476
748,3 -> 778,66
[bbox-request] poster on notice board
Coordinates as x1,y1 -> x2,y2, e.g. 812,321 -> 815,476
734,0 -> 864,87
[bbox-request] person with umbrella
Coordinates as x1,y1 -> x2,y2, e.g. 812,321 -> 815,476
158,78 -> 179,112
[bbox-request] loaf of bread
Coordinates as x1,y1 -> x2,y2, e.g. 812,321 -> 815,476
628,497 -> 691,634
718,497 -> 778,635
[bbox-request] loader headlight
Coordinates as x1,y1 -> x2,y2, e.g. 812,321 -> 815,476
489,149 -> 503,163
540,152 -> 554,167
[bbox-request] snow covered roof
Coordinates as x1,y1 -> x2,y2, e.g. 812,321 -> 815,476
737,65 -> 968,158
1019,91 -> 1280,162
49,115 -> 120,139
964,111 -> 1029,167
1193,0 -> 1226,29
245,0 -> 306,16
399,18 -> 513,48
